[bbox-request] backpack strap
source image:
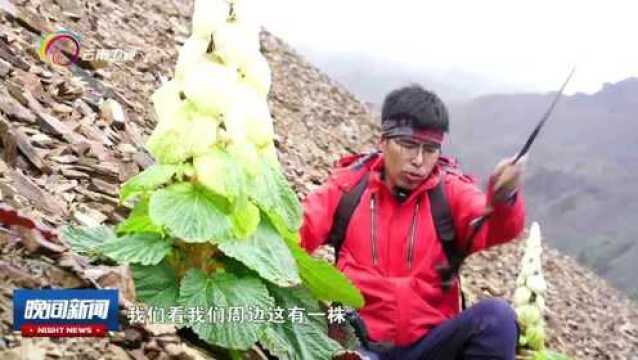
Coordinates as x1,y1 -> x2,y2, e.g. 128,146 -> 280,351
328,173 -> 369,260
328,156 -> 467,294
327,151 -> 380,259
428,178 -> 466,291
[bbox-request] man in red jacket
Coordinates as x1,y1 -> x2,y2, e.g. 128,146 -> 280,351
300,85 -> 526,359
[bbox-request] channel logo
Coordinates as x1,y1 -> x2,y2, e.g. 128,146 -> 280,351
37,29 -> 81,66
13,289 -> 118,337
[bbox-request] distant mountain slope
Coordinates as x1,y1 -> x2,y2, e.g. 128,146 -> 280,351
446,77 -> 638,293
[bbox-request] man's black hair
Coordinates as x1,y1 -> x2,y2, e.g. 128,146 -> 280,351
381,84 -> 449,132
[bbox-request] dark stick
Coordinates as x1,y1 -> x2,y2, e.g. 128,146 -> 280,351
461,67 -> 576,260
513,67 -> 576,164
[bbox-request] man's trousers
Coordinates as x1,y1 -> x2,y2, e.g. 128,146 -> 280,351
358,299 -> 519,360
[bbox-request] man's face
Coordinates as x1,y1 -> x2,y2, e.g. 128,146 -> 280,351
379,136 -> 440,190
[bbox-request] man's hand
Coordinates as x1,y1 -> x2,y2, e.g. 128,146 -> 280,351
491,155 -> 527,202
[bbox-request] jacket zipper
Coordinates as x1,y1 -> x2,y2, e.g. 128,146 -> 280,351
407,201 -> 420,270
370,193 -> 379,265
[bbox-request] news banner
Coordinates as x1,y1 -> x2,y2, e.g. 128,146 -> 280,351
13,289 -> 347,337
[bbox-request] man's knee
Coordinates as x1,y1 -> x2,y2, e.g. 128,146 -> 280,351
478,298 -> 516,321
464,299 -> 518,359
472,298 -> 517,330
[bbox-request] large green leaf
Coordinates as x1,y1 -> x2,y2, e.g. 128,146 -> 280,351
229,196 -> 260,239
131,261 -> 179,307
218,219 -> 301,288
285,238 -> 364,309
120,164 -> 185,202
259,327 -> 294,359
194,149 -> 246,202
149,182 -> 233,243
61,225 -> 117,260
178,269 -> 274,350
249,161 -> 302,234
117,198 -> 163,235
263,286 -> 342,360
258,143 -> 280,167
98,233 -> 172,265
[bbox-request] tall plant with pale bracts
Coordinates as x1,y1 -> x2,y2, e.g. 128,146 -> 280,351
63,0 -> 364,358
513,223 -> 570,360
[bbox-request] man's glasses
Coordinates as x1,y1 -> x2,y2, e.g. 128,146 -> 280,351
391,137 -> 439,158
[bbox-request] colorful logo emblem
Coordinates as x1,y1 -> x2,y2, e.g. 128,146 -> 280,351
13,289 -> 119,337
37,30 -> 81,66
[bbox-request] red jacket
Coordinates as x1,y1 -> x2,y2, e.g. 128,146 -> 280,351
300,154 -> 526,346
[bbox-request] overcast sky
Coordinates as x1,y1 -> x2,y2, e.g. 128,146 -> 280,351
253,0 -> 637,95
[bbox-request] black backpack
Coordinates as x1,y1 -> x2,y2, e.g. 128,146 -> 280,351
326,152 -> 467,292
